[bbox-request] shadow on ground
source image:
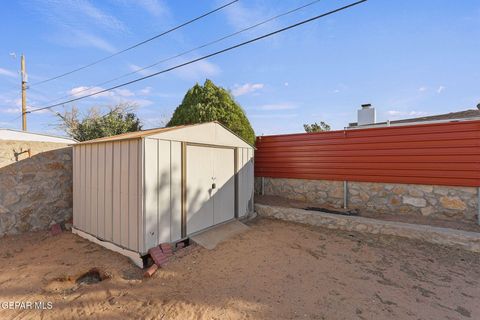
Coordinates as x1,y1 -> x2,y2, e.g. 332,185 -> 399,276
0,218 -> 479,319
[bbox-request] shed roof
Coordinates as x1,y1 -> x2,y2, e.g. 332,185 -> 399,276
75,124 -> 188,145
75,121 -> 254,148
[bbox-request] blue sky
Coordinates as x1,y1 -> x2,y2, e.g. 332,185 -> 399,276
1,0 -> 479,136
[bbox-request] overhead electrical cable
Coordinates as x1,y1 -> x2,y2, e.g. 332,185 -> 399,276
27,0 -> 368,114
40,0 -> 324,105
29,0 -> 239,87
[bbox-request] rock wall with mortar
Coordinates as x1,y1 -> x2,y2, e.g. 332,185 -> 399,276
255,177 -> 478,224
255,204 -> 480,253
0,140 -> 73,236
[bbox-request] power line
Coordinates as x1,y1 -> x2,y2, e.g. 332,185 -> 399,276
9,114 -> 23,122
29,0 -> 239,87
27,0 -> 368,114
39,0 -> 324,106
1,112 -> 22,122
29,0 -> 367,113
41,0 -> 322,107
3,105 -> 36,123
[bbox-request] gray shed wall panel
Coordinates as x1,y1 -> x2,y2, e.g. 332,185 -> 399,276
120,141 -> 129,247
143,138 -> 183,252
73,140 -> 142,252
157,139 -> 171,244
247,148 -> 254,213
170,141 -> 182,242
137,142 -> 144,253
104,143 -> 113,241
85,145 -> 92,232
237,147 -> 254,217
144,138 -> 158,251
112,142 -> 121,245
237,148 -> 246,217
72,147 -> 80,228
73,123 -> 253,257
97,143 -> 106,239
128,140 -> 139,250
80,145 -> 86,230
91,144 -> 98,236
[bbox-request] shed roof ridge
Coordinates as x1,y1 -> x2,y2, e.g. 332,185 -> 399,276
75,122 -> 208,145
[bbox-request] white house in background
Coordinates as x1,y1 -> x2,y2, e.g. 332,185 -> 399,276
0,128 -> 77,144
348,104 -> 480,129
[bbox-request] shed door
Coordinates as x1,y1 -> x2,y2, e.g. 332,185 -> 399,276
186,145 -> 235,235
213,148 -> 235,225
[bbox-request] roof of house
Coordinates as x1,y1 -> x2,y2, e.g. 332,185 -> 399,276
348,109 -> 480,128
0,128 -> 77,144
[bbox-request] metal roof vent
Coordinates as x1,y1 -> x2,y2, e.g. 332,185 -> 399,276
357,104 -> 376,126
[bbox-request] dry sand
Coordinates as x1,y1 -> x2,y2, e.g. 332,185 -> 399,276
0,218 -> 479,319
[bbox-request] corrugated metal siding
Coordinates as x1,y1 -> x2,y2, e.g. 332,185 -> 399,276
255,120 -> 480,187
73,124 -> 254,255
72,140 -> 142,252
237,147 -> 254,217
104,143 -> 113,241
170,141 -> 182,242
144,138 -> 183,251
143,139 -> 254,251
72,147 -> 80,228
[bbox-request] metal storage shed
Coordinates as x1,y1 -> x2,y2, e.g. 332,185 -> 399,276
71,121 -> 254,267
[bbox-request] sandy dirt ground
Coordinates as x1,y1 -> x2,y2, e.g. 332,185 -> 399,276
256,195 -> 480,233
0,218 -> 479,319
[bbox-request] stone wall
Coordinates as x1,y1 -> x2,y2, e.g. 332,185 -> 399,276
255,177 -> 478,224
0,140 -> 73,236
255,204 -> 480,253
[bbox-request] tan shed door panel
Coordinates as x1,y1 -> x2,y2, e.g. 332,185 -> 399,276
186,145 -> 235,235
186,145 -> 215,234
213,148 -> 235,225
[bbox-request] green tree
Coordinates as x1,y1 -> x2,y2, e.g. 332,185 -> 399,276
303,121 -> 331,133
57,103 -> 142,141
167,79 -> 255,145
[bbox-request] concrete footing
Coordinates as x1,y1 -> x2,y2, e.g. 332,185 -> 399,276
72,227 -> 144,267
255,204 -> 480,253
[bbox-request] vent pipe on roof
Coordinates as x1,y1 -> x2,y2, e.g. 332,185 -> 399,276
357,104 -> 376,126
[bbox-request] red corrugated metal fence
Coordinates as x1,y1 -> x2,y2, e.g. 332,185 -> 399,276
255,120 -> 480,187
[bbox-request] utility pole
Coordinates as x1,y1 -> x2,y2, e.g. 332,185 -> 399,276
21,54 -> 27,131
